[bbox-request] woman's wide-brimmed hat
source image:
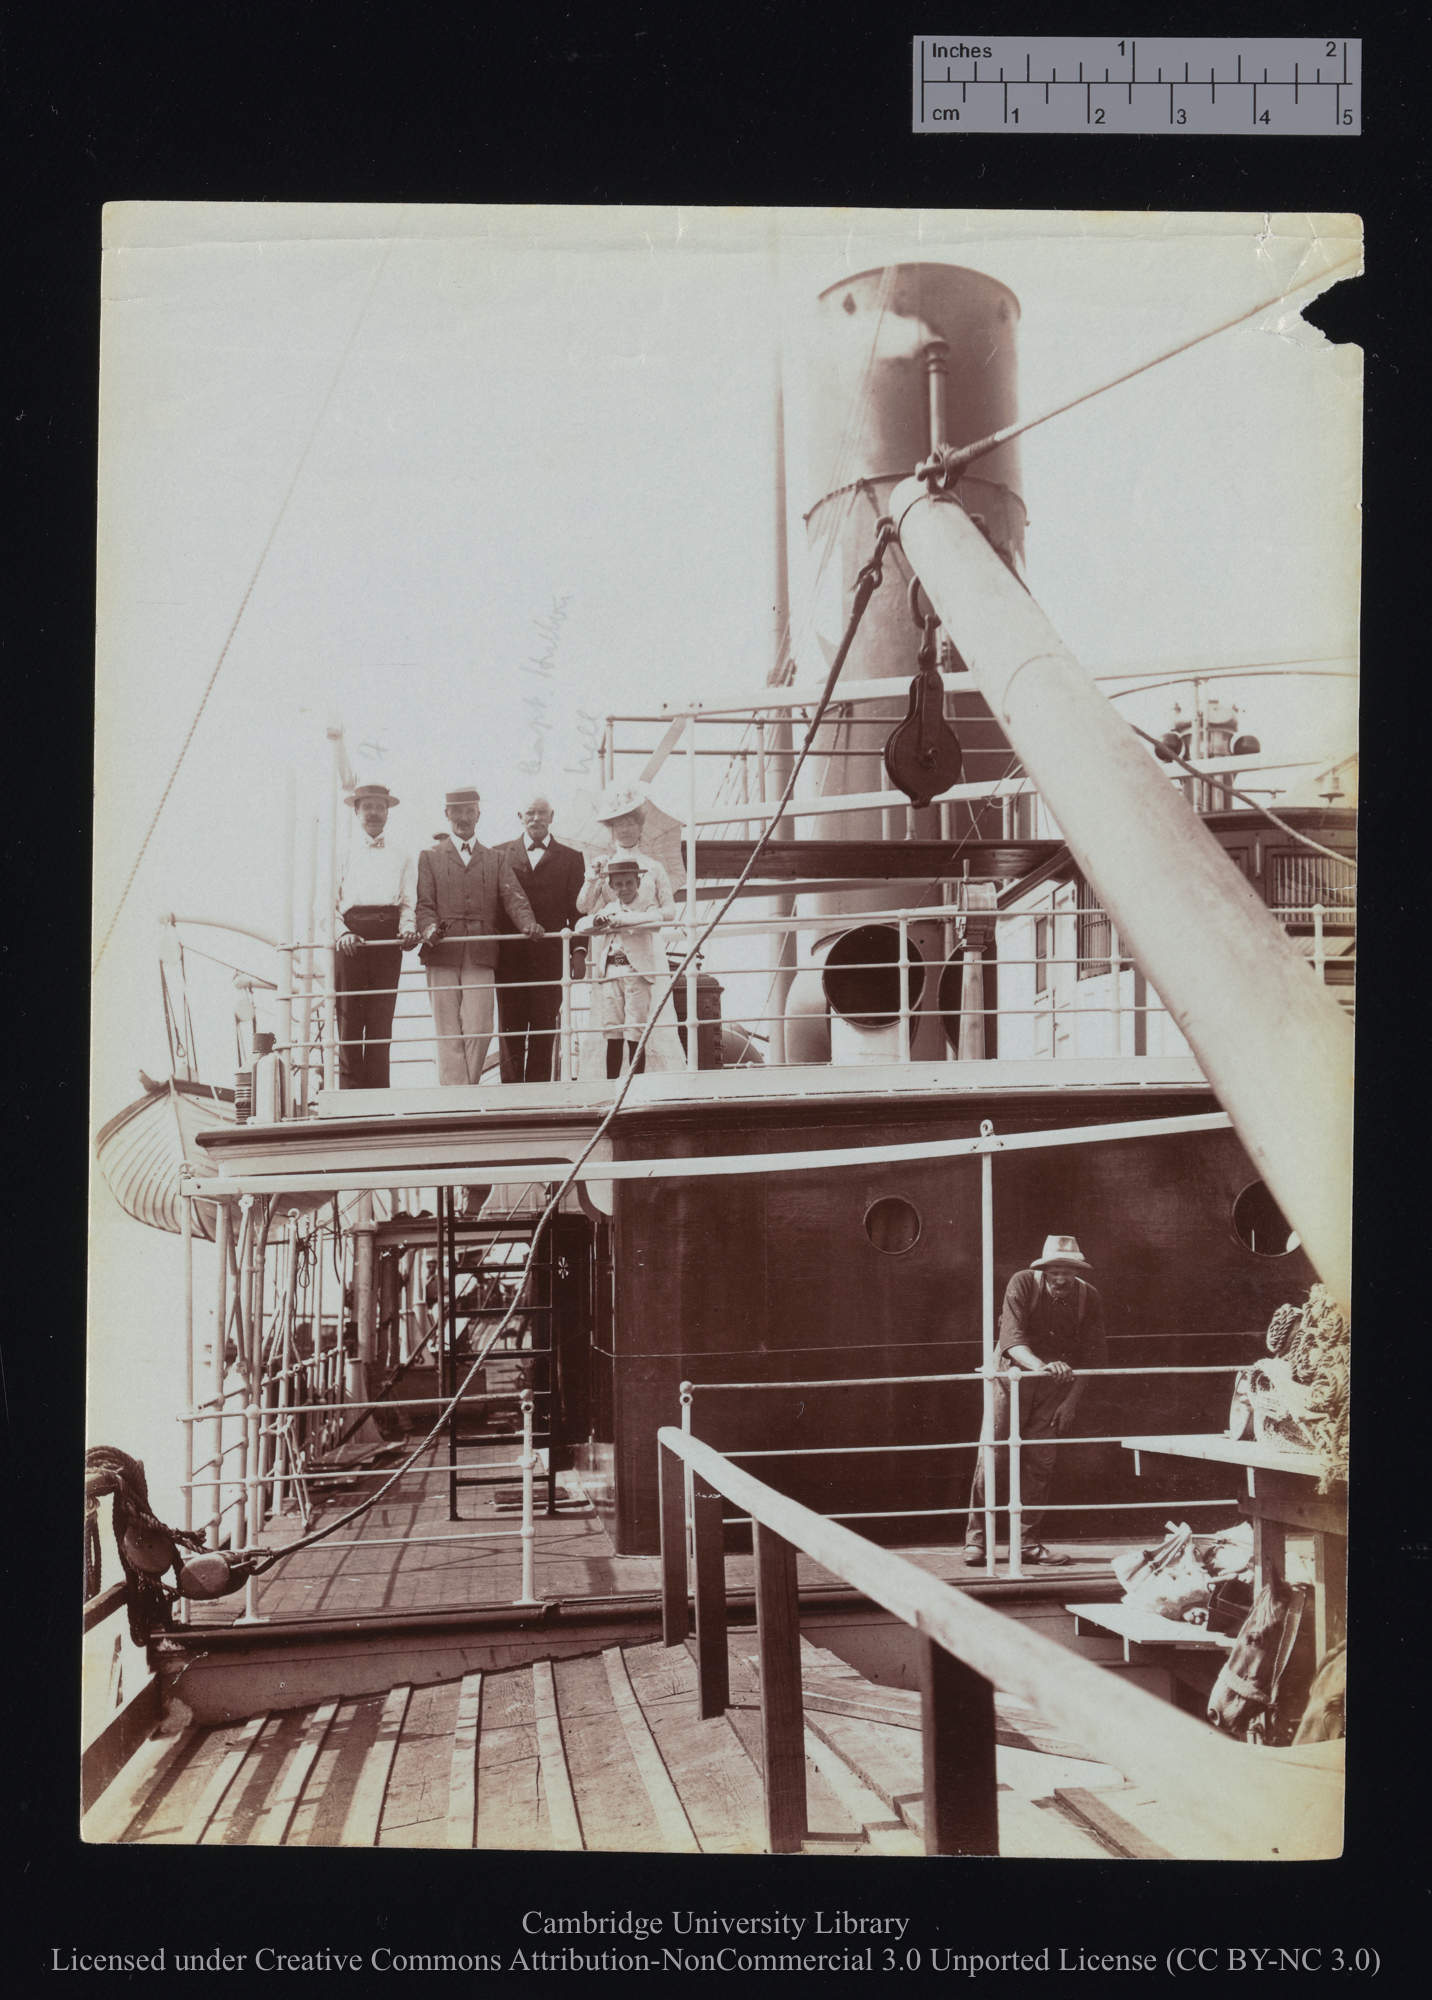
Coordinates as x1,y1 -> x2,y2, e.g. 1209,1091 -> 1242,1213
594,782 -> 647,823
1031,1234 -> 1093,1272
345,783 -> 400,807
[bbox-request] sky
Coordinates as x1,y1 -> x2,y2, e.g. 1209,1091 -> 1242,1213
87,206 -> 1362,1512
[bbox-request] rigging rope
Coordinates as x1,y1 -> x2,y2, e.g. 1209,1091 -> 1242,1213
923,249 -> 1363,488
92,210 -> 408,977
247,516 -> 900,1573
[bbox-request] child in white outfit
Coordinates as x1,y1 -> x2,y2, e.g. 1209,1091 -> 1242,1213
577,856 -> 684,1076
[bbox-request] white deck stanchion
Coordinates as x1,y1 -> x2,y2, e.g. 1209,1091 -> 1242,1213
1007,1374 -> 1023,1581
514,1390 -> 539,1605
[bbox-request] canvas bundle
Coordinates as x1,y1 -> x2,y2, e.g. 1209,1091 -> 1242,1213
1114,1521 -> 1213,1621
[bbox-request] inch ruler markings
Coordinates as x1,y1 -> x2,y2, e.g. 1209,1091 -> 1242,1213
913,37 -> 1361,135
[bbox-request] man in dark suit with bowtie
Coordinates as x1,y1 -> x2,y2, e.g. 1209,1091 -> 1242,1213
494,794 -> 587,1082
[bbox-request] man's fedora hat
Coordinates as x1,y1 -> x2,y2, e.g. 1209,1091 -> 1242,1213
1031,1234 -> 1093,1272
594,782 -> 647,823
445,786 -> 482,806
345,783 -> 400,807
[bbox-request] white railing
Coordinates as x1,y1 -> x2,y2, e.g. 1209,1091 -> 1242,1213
241,885 -> 1351,1103
679,1361 -> 1249,1582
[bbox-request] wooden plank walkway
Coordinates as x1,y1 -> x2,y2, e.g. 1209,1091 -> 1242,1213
93,1624 -> 1147,1857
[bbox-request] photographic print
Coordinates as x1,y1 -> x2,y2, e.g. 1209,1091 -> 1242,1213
85,204 -> 1357,1870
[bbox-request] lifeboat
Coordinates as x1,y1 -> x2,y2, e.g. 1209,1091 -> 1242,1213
94,1073 -> 236,1240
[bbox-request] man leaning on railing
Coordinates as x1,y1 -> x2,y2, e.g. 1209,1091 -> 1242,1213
334,784 -> 419,1090
965,1234 -> 1108,1570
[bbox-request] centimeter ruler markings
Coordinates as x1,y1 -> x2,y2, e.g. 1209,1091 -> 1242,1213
913,37 -> 1361,135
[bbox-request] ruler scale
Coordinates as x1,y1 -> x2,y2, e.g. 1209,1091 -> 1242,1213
913,37 -> 1361,135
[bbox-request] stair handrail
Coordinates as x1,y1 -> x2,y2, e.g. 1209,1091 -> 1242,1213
657,1424 -> 1339,1860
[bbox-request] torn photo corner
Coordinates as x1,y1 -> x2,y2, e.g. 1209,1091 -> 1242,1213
87,206 -> 1356,1862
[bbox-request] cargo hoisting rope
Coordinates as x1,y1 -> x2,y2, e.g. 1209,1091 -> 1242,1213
242,517 -> 902,1575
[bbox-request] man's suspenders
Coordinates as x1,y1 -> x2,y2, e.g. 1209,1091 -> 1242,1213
1033,1270 -> 1088,1327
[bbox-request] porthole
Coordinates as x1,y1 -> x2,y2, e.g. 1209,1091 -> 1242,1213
1231,1180 -> 1301,1257
864,1196 -> 922,1255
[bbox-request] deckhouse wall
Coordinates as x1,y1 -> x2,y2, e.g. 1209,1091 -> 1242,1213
589,1088 -> 1315,1554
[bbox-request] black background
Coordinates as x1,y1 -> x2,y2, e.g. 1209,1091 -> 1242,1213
8,0 -> 1422,1976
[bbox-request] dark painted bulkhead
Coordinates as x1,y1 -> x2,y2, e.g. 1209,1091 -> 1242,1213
579,1089 -> 1314,1553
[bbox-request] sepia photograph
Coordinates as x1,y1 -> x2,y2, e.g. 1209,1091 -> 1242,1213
84,203 -> 1358,1869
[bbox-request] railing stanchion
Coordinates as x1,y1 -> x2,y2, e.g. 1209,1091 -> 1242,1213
211,1198 -> 230,1548
514,1389 -> 538,1605
659,1438 -> 689,1644
278,766 -> 295,1110
1312,901 -> 1326,981
559,929 -> 573,1082
684,712 -> 700,1072
691,1475 -> 730,1719
897,915 -> 912,1063
918,1635 -> 999,1856
1007,1374 -> 1023,1579
753,1521 -> 807,1853
323,723 -> 341,1093
980,1146 -> 998,1562
680,1379 -> 695,1612
1110,922 -> 1122,1058
181,1189 -> 195,1539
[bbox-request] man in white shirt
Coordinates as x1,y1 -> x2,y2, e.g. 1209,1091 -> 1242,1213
334,784 -> 418,1090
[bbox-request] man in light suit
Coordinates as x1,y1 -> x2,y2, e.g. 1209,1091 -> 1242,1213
493,794 -> 587,1083
416,787 -> 543,1085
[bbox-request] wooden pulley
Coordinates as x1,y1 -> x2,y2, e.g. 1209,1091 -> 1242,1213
883,583 -> 963,809
177,1550 -> 252,1600
121,1523 -> 178,1577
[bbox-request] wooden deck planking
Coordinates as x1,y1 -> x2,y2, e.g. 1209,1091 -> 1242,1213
551,1654 -> 664,1851
290,1694 -> 385,1847
120,1722 -> 249,1845
444,1673 -> 484,1848
80,1728 -> 198,1846
995,1788 -> 1112,1859
801,1724 -> 909,1844
193,1435 -> 1130,1634
719,1642 -> 864,1848
337,1686 -> 411,1847
475,1667 -> 548,1850
252,1701 -> 339,1846
803,1707 -> 924,1820
377,1680 -> 461,1847
602,1649 -> 700,1855
1056,1786 -> 1178,1859
531,1660 -> 584,1850
622,1642 -> 765,1854
192,1713 -> 276,1844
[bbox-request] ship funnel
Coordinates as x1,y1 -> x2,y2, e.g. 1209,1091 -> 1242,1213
784,261 -> 1024,1063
